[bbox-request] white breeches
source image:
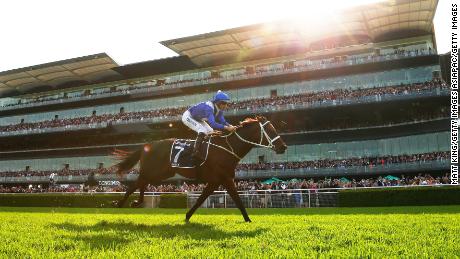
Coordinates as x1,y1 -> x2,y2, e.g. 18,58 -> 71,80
182,110 -> 213,134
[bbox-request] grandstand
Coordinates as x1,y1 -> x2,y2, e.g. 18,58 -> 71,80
0,0 -> 450,192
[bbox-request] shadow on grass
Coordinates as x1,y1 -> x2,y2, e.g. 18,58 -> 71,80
51,220 -> 266,250
1,205 -> 459,215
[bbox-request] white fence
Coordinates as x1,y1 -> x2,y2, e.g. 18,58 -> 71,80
185,190 -> 338,208
143,185 -> 450,208
140,189 -> 339,208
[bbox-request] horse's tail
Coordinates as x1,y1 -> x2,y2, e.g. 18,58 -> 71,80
112,148 -> 142,177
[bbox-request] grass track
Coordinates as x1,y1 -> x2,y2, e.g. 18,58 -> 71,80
0,206 -> 459,258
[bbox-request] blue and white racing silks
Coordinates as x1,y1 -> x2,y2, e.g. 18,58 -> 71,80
188,101 -> 229,130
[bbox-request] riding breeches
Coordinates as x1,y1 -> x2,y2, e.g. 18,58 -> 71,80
182,110 -> 213,134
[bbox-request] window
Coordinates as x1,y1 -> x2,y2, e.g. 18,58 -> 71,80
258,155 -> 265,164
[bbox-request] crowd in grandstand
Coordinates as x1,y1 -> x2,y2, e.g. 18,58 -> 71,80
236,151 -> 450,171
1,46 -> 435,109
0,173 -> 450,193
0,168 -> 111,177
135,173 -> 451,192
0,151 -> 449,178
229,79 -> 447,111
0,79 -> 448,133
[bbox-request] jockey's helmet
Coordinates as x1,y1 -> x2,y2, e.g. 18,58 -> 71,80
212,90 -> 230,103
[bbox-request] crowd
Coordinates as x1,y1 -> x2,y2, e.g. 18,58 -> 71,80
128,173 -> 451,192
236,151 -> 450,171
0,106 -> 184,132
0,168 -> 107,178
229,79 -> 447,111
236,173 -> 451,190
1,46 -> 435,109
0,151 -> 449,178
0,79 -> 448,133
0,173 -> 450,193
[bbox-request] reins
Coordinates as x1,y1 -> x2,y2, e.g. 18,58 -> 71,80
209,120 -> 280,160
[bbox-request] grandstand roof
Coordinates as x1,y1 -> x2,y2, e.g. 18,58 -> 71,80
112,55 -> 198,79
0,53 -> 123,98
161,0 -> 438,66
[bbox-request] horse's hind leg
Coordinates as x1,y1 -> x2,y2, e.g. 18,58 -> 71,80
112,182 -> 137,208
131,178 -> 148,208
185,183 -> 218,223
223,177 -> 251,222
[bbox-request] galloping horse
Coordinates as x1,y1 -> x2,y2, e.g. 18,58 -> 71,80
112,116 -> 287,222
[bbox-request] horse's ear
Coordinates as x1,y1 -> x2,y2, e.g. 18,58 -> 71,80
255,115 -> 266,122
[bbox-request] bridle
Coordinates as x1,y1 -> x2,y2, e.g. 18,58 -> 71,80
234,120 -> 280,149
209,120 -> 281,160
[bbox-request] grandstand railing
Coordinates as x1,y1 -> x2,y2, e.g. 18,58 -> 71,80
0,87 -> 448,136
0,160 -> 449,184
0,51 -> 435,111
0,122 -> 108,136
0,117 -> 448,156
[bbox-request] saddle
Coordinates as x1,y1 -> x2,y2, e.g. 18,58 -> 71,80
170,138 -> 211,168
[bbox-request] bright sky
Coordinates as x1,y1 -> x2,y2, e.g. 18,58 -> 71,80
0,0 -> 452,72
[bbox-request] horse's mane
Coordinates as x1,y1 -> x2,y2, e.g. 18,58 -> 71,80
239,116 -> 268,128
239,117 -> 259,126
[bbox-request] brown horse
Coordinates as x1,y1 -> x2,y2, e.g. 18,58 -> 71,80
112,116 -> 287,222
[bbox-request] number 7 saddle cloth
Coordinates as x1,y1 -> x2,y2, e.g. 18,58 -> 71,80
170,138 -> 211,168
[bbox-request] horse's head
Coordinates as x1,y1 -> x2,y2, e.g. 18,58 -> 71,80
237,116 -> 287,154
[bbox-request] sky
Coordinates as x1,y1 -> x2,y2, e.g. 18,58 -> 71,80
0,0 -> 452,72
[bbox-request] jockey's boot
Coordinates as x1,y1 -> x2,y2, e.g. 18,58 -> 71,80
192,132 -> 206,164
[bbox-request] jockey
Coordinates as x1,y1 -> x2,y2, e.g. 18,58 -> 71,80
182,90 -> 237,161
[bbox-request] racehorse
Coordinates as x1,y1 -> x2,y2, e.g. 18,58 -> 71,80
111,116 -> 287,222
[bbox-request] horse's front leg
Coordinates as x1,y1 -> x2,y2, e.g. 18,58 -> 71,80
223,177 -> 251,222
185,183 -> 218,223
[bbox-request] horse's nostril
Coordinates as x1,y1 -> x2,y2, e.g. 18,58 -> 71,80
275,146 -> 286,154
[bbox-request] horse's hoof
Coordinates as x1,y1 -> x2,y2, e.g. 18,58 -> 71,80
111,201 -> 120,208
130,200 -> 143,208
245,219 -> 252,223
185,218 -> 190,224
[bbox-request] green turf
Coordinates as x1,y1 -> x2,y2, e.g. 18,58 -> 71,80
0,206 -> 459,258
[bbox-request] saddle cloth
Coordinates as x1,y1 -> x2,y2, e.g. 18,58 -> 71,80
170,138 -> 210,168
